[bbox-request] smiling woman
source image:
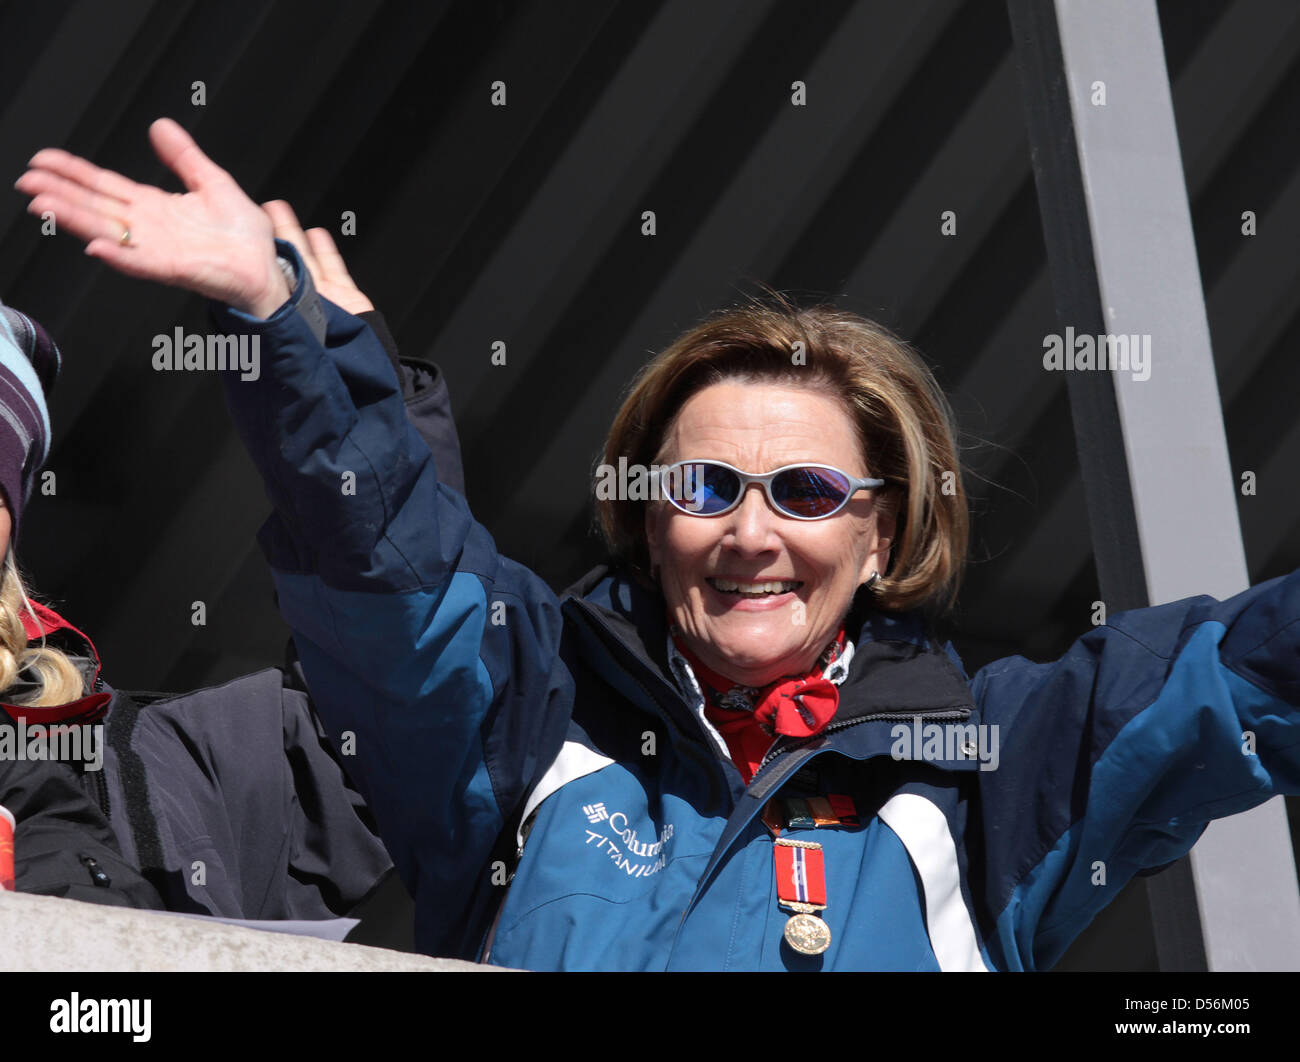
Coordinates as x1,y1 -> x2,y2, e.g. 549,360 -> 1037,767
590,302 -> 968,786
601,299 -> 968,620
647,383 -> 890,689
601,300 -> 967,695
17,118 -> 1300,972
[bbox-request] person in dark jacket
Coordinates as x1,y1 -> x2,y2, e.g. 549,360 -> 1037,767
19,118 -> 1300,970
0,301 -> 161,909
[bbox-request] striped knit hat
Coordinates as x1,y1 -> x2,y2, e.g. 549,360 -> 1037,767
0,301 -> 59,543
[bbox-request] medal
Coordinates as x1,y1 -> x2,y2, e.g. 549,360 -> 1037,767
783,911 -> 832,955
766,794 -> 856,958
773,837 -> 832,956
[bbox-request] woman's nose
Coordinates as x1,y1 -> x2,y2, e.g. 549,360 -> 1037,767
725,483 -> 780,554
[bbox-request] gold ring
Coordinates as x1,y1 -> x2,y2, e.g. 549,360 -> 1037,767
119,226 -> 131,247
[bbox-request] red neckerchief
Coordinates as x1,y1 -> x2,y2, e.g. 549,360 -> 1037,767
2,601 -> 110,725
672,629 -> 846,783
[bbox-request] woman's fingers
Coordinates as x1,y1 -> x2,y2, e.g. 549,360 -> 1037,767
21,147 -> 139,204
15,119 -> 285,315
304,227 -> 349,285
262,200 -> 317,271
23,189 -> 126,248
260,200 -> 375,314
16,153 -> 136,246
305,228 -> 374,313
147,118 -> 229,194
17,168 -> 131,238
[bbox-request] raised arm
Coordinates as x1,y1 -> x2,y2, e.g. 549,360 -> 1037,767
16,120 -> 570,956
969,569 -> 1300,970
259,199 -> 465,494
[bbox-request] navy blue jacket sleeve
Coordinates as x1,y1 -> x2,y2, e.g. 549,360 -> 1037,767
969,569 -> 1300,970
355,308 -> 466,496
210,242 -> 572,956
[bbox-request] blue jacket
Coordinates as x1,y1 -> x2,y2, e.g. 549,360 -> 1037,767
214,245 -> 1300,970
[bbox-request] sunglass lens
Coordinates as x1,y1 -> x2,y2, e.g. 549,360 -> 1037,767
668,462 -> 738,514
772,467 -> 851,517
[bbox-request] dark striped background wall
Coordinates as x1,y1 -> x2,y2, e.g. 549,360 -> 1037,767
0,0 -> 1296,968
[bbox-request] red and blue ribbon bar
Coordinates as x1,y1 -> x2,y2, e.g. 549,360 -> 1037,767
774,838 -> 827,909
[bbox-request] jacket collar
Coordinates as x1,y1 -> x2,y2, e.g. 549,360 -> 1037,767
561,564 -> 979,758
1,601 -> 110,725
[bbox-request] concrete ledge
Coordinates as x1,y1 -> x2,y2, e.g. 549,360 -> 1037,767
0,890 -> 499,971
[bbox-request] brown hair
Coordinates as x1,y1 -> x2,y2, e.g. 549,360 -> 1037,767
596,292 -> 969,614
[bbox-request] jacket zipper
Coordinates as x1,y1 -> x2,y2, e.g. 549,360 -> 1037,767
755,706 -> 974,774
78,854 -> 112,888
675,704 -> 976,937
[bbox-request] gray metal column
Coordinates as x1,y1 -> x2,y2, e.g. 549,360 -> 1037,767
1007,0 -> 1300,970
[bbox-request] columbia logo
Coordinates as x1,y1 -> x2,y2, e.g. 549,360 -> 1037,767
583,803 -> 608,823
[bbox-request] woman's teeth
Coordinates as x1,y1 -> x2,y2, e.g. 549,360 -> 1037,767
709,578 -> 800,597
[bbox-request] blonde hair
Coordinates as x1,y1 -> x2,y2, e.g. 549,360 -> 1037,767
0,551 -> 86,706
597,292 -> 969,615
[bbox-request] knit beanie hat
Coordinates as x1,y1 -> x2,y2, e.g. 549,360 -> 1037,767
0,301 -> 59,543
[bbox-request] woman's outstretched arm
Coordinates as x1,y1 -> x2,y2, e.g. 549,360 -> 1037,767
969,569 -> 1300,970
16,120 -> 572,958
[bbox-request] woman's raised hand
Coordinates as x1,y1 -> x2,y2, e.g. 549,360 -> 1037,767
14,118 -> 290,319
260,200 -> 374,315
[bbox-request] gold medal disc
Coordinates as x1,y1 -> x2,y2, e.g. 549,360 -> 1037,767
783,912 -> 831,955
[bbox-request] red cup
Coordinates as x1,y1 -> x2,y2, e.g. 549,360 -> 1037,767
0,805 -> 14,890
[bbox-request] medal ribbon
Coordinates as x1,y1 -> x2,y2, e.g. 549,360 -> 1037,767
774,838 -> 827,911
766,794 -> 859,955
